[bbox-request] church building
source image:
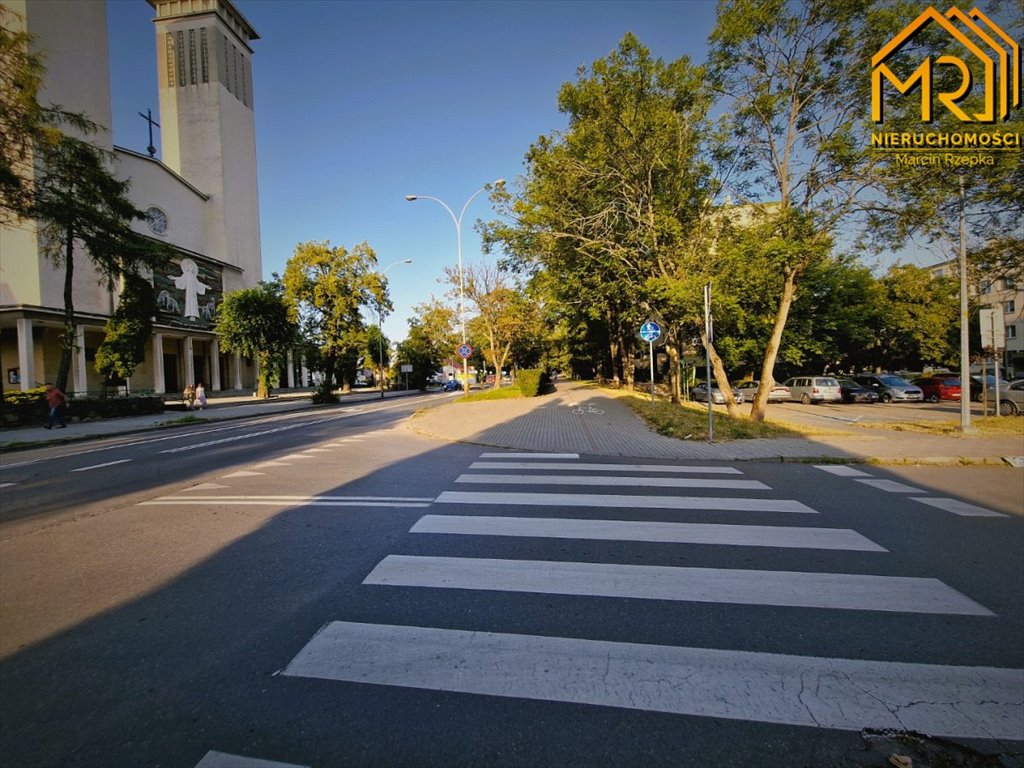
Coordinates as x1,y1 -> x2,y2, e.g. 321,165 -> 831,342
1,0 -> 270,396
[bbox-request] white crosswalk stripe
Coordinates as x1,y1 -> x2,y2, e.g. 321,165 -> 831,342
282,621 -> 1024,741
279,450 -> 1019,742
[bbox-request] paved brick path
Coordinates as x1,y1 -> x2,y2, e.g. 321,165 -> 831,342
410,381 -> 1024,464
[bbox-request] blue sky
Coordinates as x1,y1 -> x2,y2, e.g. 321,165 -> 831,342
105,0 -> 720,341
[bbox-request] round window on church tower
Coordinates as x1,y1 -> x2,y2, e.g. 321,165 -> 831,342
145,206 -> 169,235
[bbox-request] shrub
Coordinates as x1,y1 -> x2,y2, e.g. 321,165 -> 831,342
516,369 -> 547,397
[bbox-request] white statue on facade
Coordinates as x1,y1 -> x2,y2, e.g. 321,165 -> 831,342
168,258 -> 209,319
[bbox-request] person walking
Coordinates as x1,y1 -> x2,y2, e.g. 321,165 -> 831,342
195,382 -> 207,410
43,383 -> 67,429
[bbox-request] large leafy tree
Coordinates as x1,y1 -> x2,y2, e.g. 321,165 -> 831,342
487,33 -> 712,390
707,0 -> 882,420
281,241 -> 386,395
396,319 -> 443,391
95,272 -> 159,383
214,281 -> 297,398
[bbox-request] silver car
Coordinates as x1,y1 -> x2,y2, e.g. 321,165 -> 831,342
852,374 -> 924,403
997,380 -> 1024,415
691,383 -> 744,405
783,376 -> 843,404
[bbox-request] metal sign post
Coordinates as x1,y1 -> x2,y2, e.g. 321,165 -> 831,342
704,284 -> 713,444
639,322 -> 662,403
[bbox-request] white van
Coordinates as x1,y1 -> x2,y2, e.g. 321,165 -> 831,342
783,376 -> 842,404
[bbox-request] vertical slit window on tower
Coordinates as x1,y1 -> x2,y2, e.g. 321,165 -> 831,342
166,32 -> 175,87
241,58 -> 248,106
176,31 -> 186,88
233,46 -> 240,99
188,29 -> 197,85
200,29 -> 208,83
223,33 -> 232,94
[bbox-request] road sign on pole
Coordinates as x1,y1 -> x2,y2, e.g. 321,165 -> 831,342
456,343 -> 473,359
639,322 -> 661,342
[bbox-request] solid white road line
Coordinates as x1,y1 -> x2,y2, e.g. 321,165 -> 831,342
435,491 -> 819,514
455,474 -> 770,490
814,465 -> 871,477
478,452 -> 580,459
911,497 -> 1008,518
282,621 -> 1024,741
140,494 -> 433,508
70,459 -> 131,472
855,478 -> 924,493
469,461 -> 743,474
363,555 -> 992,615
409,515 -> 887,552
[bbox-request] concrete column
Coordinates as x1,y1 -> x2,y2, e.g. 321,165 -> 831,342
210,339 -> 221,391
287,350 -> 295,388
73,325 -> 88,396
153,334 -> 165,393
15,318 -> 35,391
184,336 -> 195,386
233,354 -> 242,390
300,355 -> 309,387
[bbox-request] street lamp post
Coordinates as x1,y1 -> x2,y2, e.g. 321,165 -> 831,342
376,259 -> 412,398
406,179 -> 505,394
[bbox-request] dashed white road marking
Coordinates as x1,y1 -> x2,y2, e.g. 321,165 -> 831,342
194,751 -> 309,768
282,621 -> 1023,741
814,465 -> 871,477
181,483 -> 230,491
222,470 -> 264,478
436,490 -> 819,514
855,478 -> 924,493
479,452 -> 580,459
364,555 -> 991,615
0,482 -> 16,488
411,515 -> 887,552
911,497 -> 1008,518
455,473 -> 770,490
70,459 -> 131,473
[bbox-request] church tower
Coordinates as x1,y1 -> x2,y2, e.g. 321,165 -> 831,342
149,0 -> 262,286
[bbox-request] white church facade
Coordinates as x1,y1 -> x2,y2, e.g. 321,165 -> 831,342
0,0 -> 288,396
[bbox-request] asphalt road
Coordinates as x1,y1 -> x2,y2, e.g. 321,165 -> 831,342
1,400 -> 1021,768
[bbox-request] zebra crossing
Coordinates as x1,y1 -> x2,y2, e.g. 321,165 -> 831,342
277,452 -> 1024,743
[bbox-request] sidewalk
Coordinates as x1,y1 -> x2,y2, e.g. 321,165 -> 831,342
0,388 -> 411,452
3,381 -> 1021,465
408,381 -> 1024,465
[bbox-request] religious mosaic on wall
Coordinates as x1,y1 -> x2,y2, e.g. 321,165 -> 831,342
154,256 -> 223,329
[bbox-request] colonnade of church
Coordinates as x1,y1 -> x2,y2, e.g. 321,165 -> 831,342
9,318 -> 310,396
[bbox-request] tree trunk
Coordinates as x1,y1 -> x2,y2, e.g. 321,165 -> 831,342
750,268 -> 799,422
666,340 -> 682,404
56,226 -> 76,393
699,326 -> 742,419
256,351 -> 271,398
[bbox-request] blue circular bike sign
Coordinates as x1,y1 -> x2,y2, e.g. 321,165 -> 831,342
456,343 -> 474,359
639,322 -> 661,342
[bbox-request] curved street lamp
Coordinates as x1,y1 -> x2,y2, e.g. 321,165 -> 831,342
376,259 -> 412,398
406,179 -> 505,393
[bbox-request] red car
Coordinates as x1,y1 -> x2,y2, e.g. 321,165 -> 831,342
912,376 -> 961,402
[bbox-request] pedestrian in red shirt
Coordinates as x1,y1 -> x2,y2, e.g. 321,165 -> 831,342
44,383 -> 67,429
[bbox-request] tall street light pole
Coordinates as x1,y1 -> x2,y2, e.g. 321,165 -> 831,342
376,259 -> 412,398
406,179 -> 505,394
958,174 -> 973,432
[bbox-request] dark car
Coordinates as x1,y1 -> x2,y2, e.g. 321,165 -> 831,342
837,378 -> 879,403
967,375 -> 1010,402
442,379 -> 461,392
912,376 -> 961,403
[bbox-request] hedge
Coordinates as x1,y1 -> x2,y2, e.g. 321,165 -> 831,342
516,369 -> 547,397
1,390 -> 165,428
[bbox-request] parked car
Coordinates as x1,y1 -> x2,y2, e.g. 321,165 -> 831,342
691,382 -> 744,405
851,374 -> 923,403
733,380 -> 791,403
912,376 -> 962,403
967,375 -> 1011,403
782,376 -> 843,404
836,378 -> 879,403
442,379 -> 460,392
997,380 -> 1024,415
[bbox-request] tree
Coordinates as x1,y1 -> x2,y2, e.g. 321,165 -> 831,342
95,272 -> 159,384
486,34 -> 713,390
707,0 -> 881,420
281,241 -> 385,395
215,281 -> 297,398
363,324 -> 390,389
396,319 -> 443,391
